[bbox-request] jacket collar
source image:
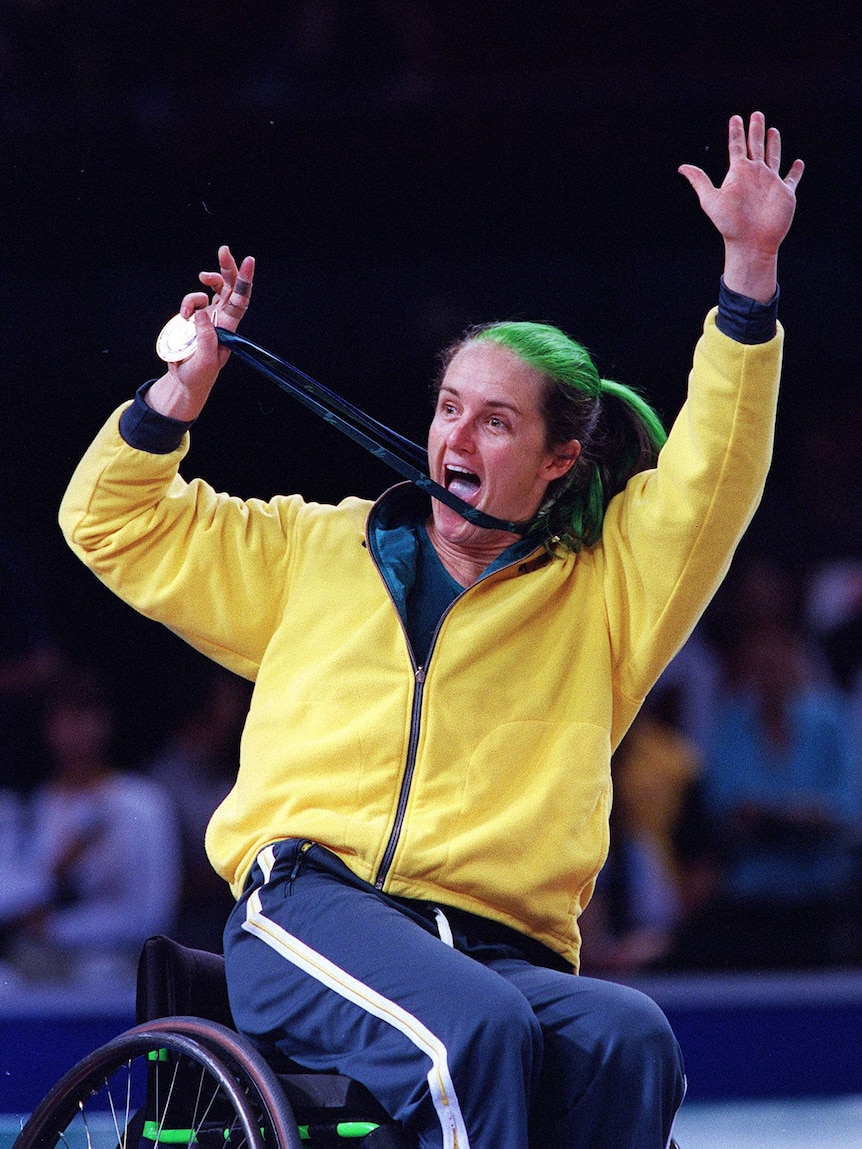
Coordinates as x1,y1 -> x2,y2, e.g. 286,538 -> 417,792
366,482 -> 549,581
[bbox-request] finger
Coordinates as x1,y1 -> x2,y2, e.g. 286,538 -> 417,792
678,164 -> 715,204
214,255 -> 255,330
199,271 -> 225,290
222,280 -> 251,315
166,306 -> 221,382
198,268 -> 226,305
218,244 -> 238,287
179,290 -> 211,320
765,126 -> 781,171
187,305 -> 222,365
746,111 -> 765,161
199,272 -> 227,309
237,254 -> 255,283
784,158 -> 805,192
727,114 -> 747,162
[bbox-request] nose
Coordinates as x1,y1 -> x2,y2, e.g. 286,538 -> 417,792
446,416 -> 474,453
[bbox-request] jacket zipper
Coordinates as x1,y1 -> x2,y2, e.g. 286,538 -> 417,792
374,664 -> 426,889
373,579 -> 474,889
366,507 -> 543,891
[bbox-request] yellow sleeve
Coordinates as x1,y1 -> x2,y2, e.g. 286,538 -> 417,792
59,405 -> 300,679
599,309 -> 783,710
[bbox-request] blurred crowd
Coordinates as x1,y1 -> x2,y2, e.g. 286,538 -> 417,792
580,551 -> 862,975
579,383 -> 862,974
0,528 -> 251,992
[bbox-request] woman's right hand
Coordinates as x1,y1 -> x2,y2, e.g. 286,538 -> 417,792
145,245 -> 256,421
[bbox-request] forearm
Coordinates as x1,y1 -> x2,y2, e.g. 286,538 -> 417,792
118,381 -> 194,453
715,278 -> 778,343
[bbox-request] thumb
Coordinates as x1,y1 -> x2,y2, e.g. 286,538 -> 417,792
678,164 -> 714,205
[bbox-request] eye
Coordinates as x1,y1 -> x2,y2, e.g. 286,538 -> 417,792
487,415 -> 509,431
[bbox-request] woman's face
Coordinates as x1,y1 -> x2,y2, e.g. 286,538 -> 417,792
426,341 -> 579,548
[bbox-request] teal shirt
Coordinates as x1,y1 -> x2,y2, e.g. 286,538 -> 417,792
406,525 -> 463,666
373,513 -> 539,668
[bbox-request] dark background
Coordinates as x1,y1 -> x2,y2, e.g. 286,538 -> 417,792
2,0 -> 860,758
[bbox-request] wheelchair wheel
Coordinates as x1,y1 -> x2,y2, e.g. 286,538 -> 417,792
128,1018 -> 303,1149
14,1020 -> 303,1149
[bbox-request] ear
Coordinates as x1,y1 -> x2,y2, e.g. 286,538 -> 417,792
541,439 -> 581,482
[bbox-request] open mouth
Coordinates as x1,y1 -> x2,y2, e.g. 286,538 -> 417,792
445,465 -> 482,503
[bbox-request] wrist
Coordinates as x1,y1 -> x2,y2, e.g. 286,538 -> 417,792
717,278 -> 778,344
120,382 -> 195,454
144,372 -> 212,422
721,242 -> 779,305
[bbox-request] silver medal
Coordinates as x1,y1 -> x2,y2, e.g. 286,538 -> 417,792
156,313 -> 198,363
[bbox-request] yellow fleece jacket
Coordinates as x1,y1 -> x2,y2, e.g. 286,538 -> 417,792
59,311 -> 782,969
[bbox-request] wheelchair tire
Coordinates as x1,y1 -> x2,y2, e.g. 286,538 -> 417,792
13,1021 -> 301,1149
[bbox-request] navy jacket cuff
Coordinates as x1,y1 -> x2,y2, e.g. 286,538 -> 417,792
716,278 -> 779,345
119,381 -> 195,454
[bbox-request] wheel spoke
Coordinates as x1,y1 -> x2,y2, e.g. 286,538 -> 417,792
151,1055 -> 182,1146
105,1059 -> 132,1149
77,1099 -> 95,1149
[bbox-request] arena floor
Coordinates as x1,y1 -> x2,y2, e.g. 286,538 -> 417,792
671,1095 -> 862,1148
4,1096 -> 862,1149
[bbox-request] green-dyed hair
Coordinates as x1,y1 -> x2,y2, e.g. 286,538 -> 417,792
439,320 -> 667,552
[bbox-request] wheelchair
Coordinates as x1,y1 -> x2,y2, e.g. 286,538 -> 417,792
13,935 -> 412,1149
14,935 -> 683,1149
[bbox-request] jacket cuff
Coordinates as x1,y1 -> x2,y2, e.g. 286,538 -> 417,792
119,381 -> 195,454
716,278 -> 779,345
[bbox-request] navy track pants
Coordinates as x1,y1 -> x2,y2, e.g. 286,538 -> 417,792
223,840 -> 685,1149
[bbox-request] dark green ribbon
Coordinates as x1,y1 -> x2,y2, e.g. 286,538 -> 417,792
216,328 -> 532,535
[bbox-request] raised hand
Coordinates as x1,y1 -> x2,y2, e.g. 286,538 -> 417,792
679,113 -> 804,302
147,245 -> 256,421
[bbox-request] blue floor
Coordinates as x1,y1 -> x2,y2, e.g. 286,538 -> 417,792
671,1096 -> 862,1148
4,1099 -> 862,1149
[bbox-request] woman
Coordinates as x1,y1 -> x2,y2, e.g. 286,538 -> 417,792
60,113 -> 802,1148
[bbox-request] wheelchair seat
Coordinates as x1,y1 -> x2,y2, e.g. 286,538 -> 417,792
12,935 -> 411,1149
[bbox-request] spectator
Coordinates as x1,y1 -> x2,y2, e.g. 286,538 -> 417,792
144,666 -> 251,952
651,627 -> 722,756
806,559 -> 862,693
579,710 -> 693,974
0,664 -> 180,988
679,617 -> 858,968
0,528 -> 62,793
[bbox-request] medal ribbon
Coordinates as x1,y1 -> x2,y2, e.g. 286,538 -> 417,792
216,328 -> 533,535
